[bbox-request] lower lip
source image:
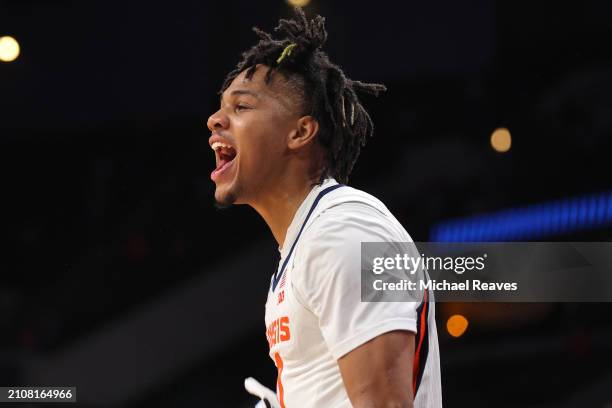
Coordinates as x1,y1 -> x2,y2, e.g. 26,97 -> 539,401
210,159 -> 235,182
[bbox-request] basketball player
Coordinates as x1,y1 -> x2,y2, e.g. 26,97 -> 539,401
207,8 -> 442,407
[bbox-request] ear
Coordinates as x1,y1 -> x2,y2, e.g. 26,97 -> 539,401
287,116 -> 320,151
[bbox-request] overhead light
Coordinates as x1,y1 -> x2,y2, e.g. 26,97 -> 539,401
0,36 -> 20,62
490,127 -> 512,153
447,314 -> 469,338
287,0 -> 311,7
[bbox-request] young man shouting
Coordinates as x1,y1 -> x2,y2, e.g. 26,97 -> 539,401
207,8 -> 442,408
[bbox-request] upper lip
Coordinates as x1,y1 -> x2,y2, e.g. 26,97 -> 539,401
208,133 -> 235,150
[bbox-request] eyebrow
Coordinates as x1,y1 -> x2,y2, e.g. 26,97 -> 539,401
220,89 -> 260,104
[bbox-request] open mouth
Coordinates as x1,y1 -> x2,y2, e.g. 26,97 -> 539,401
210,142 -> 237,181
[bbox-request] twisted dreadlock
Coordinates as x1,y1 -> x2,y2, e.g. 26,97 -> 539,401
220,8 -> 386,184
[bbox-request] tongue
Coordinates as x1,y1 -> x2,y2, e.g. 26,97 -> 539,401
216,157 -> 229,170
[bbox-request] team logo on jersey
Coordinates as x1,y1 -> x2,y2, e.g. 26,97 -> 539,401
266,316 -> 291,348
277,290 -> 285,304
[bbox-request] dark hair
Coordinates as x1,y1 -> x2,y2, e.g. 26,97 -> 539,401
220,8 -> 386,184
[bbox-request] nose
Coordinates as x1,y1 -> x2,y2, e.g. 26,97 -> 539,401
207,109 -> 229,132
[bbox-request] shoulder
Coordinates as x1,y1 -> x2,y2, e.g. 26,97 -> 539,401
288,189 -> 423,345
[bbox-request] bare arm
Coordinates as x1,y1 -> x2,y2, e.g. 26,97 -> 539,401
338,330 -> 415,408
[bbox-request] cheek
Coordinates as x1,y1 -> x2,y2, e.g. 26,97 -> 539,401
238,121 -> 285,169
241,139 -> 280,175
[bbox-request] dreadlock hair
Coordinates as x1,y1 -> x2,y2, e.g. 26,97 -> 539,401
220,8 -> 386,184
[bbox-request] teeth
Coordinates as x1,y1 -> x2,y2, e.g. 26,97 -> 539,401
211,142 -> 234,151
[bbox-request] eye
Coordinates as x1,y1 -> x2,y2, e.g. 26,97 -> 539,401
235,104 -> 250,113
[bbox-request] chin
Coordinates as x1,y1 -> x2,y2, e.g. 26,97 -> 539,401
214,184 -> 239,209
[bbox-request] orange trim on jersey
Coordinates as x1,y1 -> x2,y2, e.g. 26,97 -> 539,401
412,290 -> 429,394
274,352 -> 286,408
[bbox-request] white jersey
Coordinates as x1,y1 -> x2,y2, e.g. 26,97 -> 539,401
264,178 -> 442,408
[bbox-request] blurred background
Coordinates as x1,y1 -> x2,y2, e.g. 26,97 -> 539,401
1,0 -> 612,406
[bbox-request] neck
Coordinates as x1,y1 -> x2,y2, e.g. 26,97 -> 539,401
251,173 -> 322,249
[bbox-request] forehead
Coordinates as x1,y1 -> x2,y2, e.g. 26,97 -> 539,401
222,65 -> 300,109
